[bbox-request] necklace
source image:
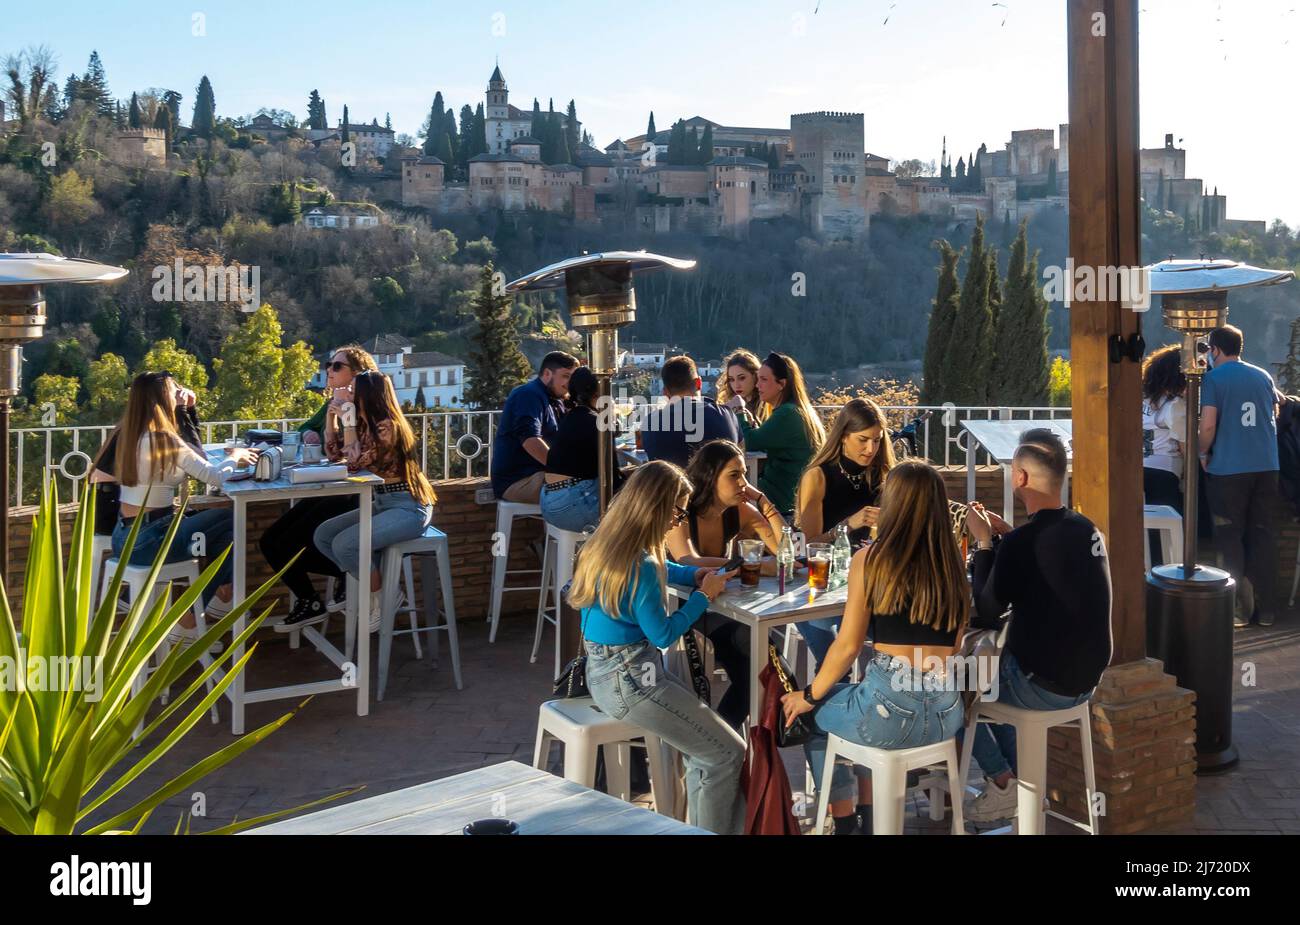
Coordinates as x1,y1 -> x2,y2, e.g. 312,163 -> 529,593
836,457 -> 870,491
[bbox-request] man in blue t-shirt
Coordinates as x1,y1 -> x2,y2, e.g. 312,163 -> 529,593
641,355 -> 741,469
490,351 -> 578,502
1199,325 -> 1282,627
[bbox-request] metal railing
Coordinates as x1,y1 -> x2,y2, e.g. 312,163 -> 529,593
10,404 -> 1069,508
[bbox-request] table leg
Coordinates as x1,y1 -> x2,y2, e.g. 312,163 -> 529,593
1002,464 -> 1014,523
356,486 -> 371,717
966,442 -> 976,503
232,496 -> 247,735
748,623 -> 767,732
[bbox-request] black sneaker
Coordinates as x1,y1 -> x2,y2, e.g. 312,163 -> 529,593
276,597 -> 327,632
326,581 -> 347,613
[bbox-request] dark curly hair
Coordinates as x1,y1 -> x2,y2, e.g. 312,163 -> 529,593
1141,343 -> 1186,403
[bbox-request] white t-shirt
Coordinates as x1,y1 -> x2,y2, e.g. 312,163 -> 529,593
118,432 -> 239,509
1141,395 -> 1186,476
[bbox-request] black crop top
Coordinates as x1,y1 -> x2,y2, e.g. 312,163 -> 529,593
870,598 -> 960,647
544,406 -> 623,487
687,506 -> 741,558
819,457 -> 881,546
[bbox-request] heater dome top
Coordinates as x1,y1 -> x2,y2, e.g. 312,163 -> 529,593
0,253 -> 128,286
1144,258 -> 1294,295
505,251 -> 695,293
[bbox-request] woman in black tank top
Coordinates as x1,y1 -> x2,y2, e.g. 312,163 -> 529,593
782,460 -> 969,833
797,397 -> 895,545
666,440 -> 788,729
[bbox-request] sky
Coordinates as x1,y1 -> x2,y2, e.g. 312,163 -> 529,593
6,0 -> 1299,227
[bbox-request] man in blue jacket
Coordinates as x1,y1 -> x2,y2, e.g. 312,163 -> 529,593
491,351 -> 579,502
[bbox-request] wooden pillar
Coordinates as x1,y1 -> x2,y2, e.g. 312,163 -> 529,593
1057,0 -> 1198,833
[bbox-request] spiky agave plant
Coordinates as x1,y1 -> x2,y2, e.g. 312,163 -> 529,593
0,482 -> 352,834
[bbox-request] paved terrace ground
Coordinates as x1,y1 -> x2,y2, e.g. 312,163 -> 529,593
93,598 -> 1300,835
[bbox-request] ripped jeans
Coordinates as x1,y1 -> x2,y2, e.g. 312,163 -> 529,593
804,654 -> 965,805
584,638 -> 746,834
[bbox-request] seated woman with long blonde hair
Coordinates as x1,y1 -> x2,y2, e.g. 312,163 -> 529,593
569,460 -> 745,834
782,460 -> 968,835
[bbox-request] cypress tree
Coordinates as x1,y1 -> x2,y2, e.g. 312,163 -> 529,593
668,120 -> 686,165
565,100 -> 580,158
647,111 -> 656,140
698,124 -> 714,164
192,75 -> 216,137
385,112 -> 392,131
987,248 -> 1001,334
341,104 -> 350,142
686,126 -> 700,165
465,263 -> 532,408
943,215 -> 995,405
990,220 -> 1050,404
955,157 -> 966,186
473,103 -> 487,155
1046,158 -> 1058,195
127,92 -> 142,128
921,239 -> 961,406
307,89 -> 325,129
152,102 -> 174,151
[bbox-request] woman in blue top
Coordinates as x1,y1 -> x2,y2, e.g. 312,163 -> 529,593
569,460 -> 745,834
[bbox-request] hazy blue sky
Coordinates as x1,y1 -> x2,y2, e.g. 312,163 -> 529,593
7,0 -> 1299,226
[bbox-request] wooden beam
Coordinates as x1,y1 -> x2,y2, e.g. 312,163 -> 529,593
1067,0 -> 1146,663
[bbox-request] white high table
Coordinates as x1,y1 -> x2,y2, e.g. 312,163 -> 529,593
211,454 -> 381,734
245,759 -> 710,834
668,575 -> 846,731
961,419 -> 1073,519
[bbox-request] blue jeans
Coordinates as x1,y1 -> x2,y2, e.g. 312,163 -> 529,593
804,654 -> 965,804
585,639 -> 746,834
110,507 -> 234,607
540,479 -> 600,534
967,651 -> 1092,779
798,616 -> 842,666
314,489 -> 432,579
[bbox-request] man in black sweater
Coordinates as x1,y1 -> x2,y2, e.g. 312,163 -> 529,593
962,428 -> 1113,826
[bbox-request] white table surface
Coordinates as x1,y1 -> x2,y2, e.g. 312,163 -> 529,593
669,573 -> 847,730
961,419 -> 1073,520
205,445 -> 381,734
245,759 -> 710,835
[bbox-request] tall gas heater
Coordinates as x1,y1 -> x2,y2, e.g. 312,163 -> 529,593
1144,258 -> 1293,771
0,254 -> 128,594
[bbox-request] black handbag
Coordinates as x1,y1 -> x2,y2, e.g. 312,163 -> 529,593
769,643 -> 814,748
553,582 -> 589,698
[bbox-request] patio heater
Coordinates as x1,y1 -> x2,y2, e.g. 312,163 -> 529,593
1144,258 -> 1294,772
0,254 -> 128,593
505,251 -> 696,513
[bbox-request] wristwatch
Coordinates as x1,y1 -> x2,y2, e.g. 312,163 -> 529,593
803,683 -> 824,706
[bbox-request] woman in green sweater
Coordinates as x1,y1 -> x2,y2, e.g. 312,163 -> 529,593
729,351 -> 825,516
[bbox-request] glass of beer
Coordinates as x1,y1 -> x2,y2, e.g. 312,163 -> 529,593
739,539 -> 764,587
807,543 -> 832,591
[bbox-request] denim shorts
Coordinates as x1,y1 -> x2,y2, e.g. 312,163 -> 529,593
541,479 -> 601,535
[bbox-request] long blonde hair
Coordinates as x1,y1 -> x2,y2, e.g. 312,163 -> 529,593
804,397 -> 895,491
763,352 -> 825,450
352,370 -> 436,506
569,460 -> 691,619
862,459 -> 968,633
108,372 -> 183,486
717,349 -> 766,422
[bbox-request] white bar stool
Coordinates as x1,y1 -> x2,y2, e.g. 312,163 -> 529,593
89,534 -> 115,612
958,699 -> 1099,835
488,500 -> 543,643
533,523 -> 589,676
533,697 -> 675,815
98,557 -> 220,724
1143,504 -> 1183,571
813,734 -> 966,835
376,526 -> 462,699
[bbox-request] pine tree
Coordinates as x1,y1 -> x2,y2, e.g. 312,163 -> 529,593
465,264 -> 531,409
192,75 -> 216,137
699,124 -> 714,165
921,240 -> 961,406
162,90 -> 182,127
1275,316 -> 1300,394
989,220 -> 1050,404
83,51 -> 114,117
307,89 -> 326,129
127,92 -> 142,128
646,111 -> 656,140
943,215 -> 995,405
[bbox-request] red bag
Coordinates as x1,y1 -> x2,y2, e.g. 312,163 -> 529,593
739,663 -> 803,835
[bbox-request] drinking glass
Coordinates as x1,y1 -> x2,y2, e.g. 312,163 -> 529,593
807,543 -> 832,591
739,539 -> 764,587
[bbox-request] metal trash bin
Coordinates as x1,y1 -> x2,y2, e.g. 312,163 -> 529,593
1146,564 -> 1238,772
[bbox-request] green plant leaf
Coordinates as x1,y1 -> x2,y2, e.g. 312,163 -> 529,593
200,785 -> 364,835
33,708 -> 92,834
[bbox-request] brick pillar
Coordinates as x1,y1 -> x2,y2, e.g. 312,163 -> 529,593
1047,657 -> 1197,833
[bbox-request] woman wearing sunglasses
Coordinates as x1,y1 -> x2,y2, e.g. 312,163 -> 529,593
311,370 -> 437,631
266,345 -> 380,629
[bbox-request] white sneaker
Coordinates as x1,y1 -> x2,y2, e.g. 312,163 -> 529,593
963,777 -> 1019,825
168,622 -> 223,655
205,594 -> 233,619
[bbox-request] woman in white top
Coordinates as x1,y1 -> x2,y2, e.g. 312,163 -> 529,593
1141,344 -> 1187,565
104,372 -> 258,636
